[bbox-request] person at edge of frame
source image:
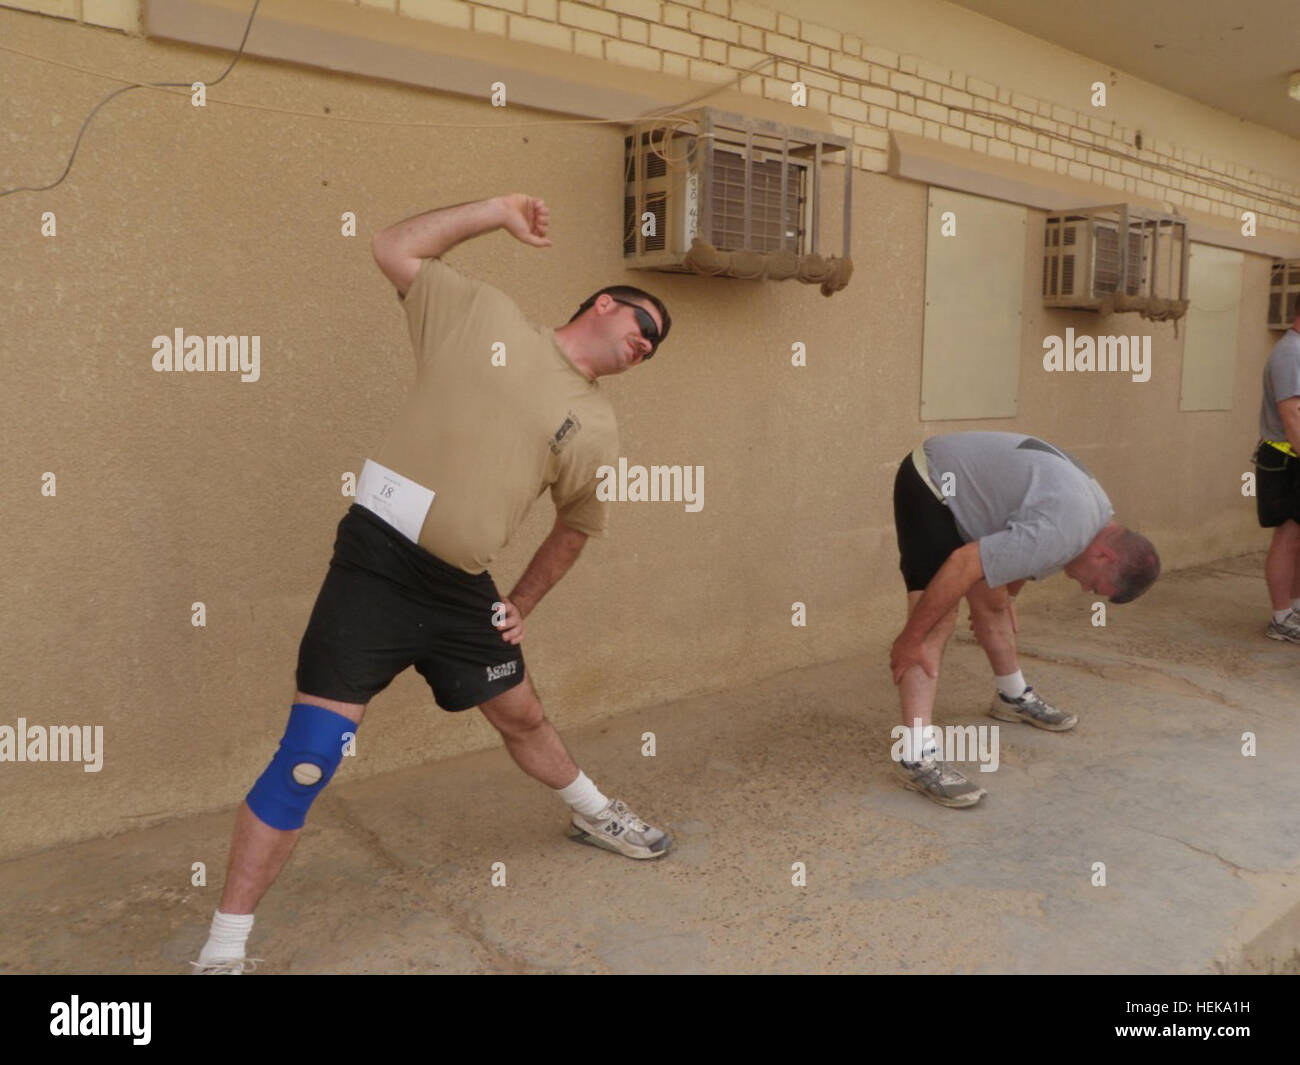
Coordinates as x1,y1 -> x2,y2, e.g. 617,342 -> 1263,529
1253,303 -> 1300,643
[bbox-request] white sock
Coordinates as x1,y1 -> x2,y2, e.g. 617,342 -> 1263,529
901,725 -> 940,764
554,770 -> 609,817
198,910 -> 254,964
1289,599 -> 1300,615
996,670 -> 1028,699
1274,608 -> 1294,624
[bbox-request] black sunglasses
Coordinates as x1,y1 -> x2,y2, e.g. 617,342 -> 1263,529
609,297 -> 661,358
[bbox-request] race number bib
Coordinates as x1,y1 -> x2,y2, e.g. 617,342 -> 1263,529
356,459 -> 435,543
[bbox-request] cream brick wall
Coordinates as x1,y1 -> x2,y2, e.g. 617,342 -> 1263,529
329,0 -> 1294,233
6,0 -> 1297,229
404,0 -> 473,28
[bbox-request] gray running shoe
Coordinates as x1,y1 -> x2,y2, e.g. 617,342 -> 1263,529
893,757 -> 986,808
989,687 -> 1077,731
1265,610 -> 1300,643
568,799 -> 671,859
189,957 -> 261,975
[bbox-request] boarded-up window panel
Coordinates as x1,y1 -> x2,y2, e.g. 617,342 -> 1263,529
1179,244 -> 1244,412
920,189 -> 1026,421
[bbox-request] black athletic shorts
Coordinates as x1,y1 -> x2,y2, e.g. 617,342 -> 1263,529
893,451 -> 966,592
296,505 -> 526,710
1255,441 -> 1300,527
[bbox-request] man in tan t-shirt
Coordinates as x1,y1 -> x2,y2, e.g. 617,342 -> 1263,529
193,194 -> 672,973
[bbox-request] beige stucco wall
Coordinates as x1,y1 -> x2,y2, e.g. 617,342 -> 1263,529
0,1 -> 1293,859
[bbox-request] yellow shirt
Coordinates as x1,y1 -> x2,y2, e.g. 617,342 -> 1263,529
374,258 -> 618,574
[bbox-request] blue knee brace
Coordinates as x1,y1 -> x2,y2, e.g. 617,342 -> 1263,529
246,703 -> 356,830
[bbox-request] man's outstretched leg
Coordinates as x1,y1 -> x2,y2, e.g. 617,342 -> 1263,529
193,691 -> 365,973
966,583 -> 1076,730
478,673 -> 670,859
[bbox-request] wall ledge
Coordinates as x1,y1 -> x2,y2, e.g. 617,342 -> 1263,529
889,129 -> 1300,259
142,0 -> 828,132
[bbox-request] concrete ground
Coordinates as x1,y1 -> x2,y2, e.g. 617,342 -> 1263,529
2,552 -> 1298,975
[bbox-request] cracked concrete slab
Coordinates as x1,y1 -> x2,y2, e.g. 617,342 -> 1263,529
0,552 -> 1297,974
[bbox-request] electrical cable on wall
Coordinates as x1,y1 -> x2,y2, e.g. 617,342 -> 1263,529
0,0 -> 774,200
0,0 -> 263,198
0,4 -> 1291,218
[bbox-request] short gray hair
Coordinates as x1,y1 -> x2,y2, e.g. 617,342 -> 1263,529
1110,528 -> 1160,604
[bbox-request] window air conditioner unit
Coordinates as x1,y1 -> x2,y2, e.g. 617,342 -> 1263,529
623,107 -> 851,275
1042,204 -> 1188,314
1268,259 -> 1300,329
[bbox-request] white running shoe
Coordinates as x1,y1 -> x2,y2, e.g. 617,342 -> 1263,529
893,757 -> 987,808
568,799 -> 671,859
1266,610 -> 1300,643
189,957 -> 262,975
989,687 -> 1078,731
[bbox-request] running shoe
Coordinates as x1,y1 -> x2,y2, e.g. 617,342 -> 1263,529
893,757 -> 986,808
1265,610 -> 1300,643
189,957 -> 261,975
568,799 -> 671,859
989,687 -> 1077,731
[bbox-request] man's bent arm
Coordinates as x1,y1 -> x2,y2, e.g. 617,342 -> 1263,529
899,542 -> 985,645
371,198 -> 507,295
507,517 -> 589,618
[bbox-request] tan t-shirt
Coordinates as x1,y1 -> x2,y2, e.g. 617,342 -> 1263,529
373,257 -> 618,574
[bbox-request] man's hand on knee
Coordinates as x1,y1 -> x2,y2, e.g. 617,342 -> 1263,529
890,634 -> 940,684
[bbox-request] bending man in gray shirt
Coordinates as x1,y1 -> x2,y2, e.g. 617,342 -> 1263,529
1253,308 -> 1300,642
889,432 -> 1161,807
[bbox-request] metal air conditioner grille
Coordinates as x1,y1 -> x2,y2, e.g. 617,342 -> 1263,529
1124,232 -> 1145,295
1092,226 -> 1146,295
1061,223 -> 1078,295
1042,204 -> 1187,311
1268,259 -> 1300,327
1093,224 -> 1120,293
621,107 -> 851,273
709,150 -> 804,253
1042,220 -> 1081,298
623,193 -> 669,254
